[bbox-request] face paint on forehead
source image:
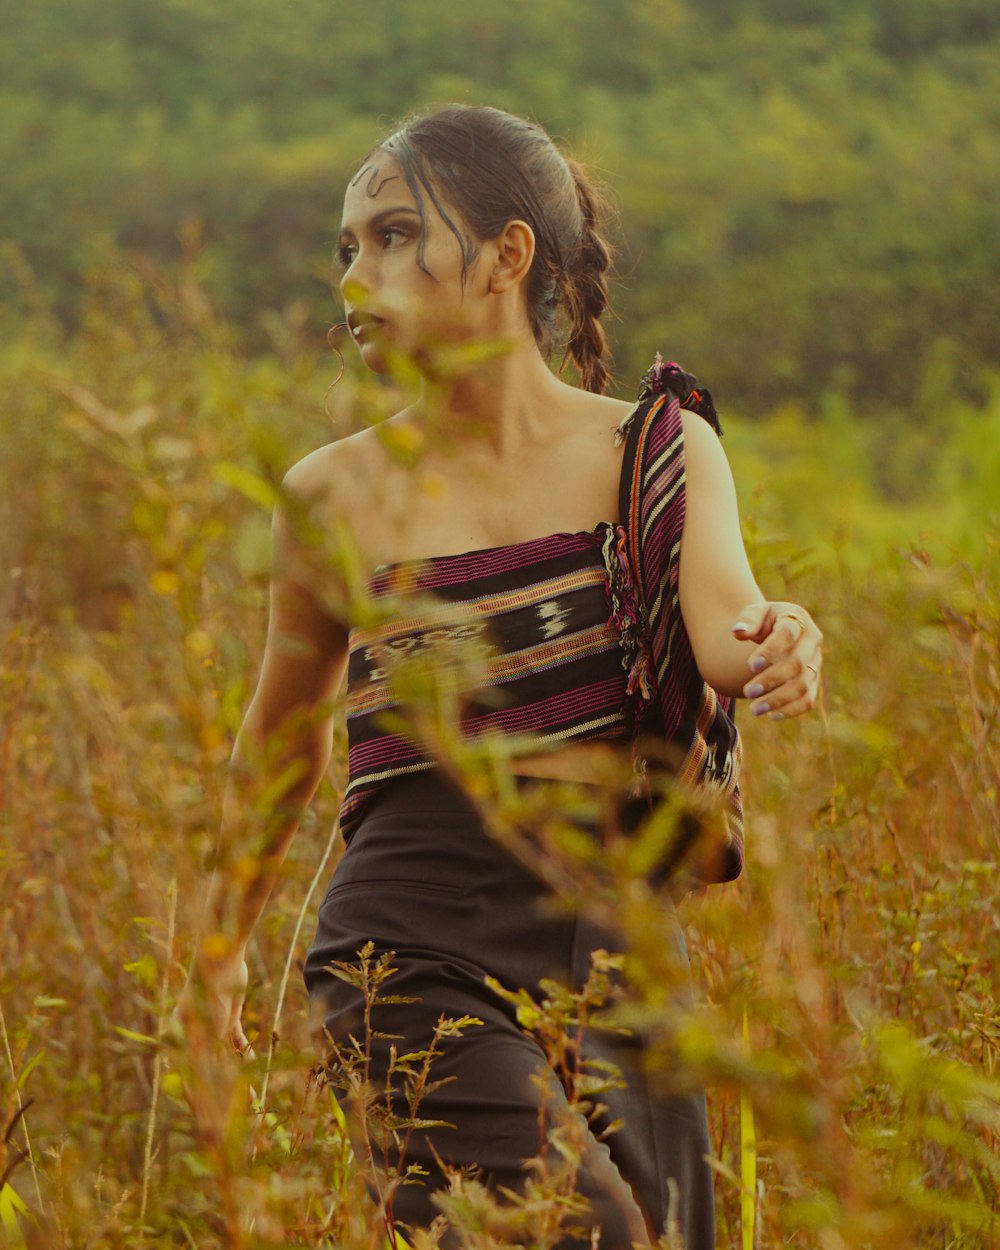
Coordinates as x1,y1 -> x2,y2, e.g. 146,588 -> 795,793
351,163 -> 400,198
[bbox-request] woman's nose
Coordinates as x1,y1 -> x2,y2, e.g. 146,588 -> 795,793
338,264 -> 360,298
339,250 -> 374,298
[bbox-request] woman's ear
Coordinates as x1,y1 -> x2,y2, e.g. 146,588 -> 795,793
489,220 -> 536,294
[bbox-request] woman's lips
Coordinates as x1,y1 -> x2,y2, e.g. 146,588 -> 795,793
347,312 -> 385,340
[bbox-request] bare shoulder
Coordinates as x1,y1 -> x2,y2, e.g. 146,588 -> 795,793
282,418 -> 398,507
282,426 -> 364,504
280,416 -> 420,565
561,385 -> 635,436
680,407 -> 734,483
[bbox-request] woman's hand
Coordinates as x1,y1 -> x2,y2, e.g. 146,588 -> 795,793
176,948 -> 254,1058
731,601 -> 823,721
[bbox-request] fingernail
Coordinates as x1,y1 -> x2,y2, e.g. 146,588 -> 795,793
732,621 -> 749,633
752,702 -> 770,717
749,655 -> 767,674
745,682 -> 765,699
769,712 -> 785,722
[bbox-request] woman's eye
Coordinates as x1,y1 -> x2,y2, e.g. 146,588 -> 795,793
335,227 -> 408,268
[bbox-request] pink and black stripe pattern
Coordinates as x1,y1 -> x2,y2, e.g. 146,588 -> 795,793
617,376 -> 745,882
340,524 -> 632,843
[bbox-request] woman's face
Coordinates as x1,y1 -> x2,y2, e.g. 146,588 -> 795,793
337,154 -> 488,375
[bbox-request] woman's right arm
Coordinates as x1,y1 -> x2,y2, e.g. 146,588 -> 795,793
179,463 -> 350,1051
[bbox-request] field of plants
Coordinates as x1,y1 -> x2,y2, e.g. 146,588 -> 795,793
0,254 -> 996,1248
2,0 -> 999,1244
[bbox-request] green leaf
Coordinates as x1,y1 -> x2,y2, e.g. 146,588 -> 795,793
0,1181 -> 29,1242
15,1051 -> 44,1090
113,1026 -> 158,1047
161,1071 -> 185,1100
123,954 -> 159,989
212,461 -> 280,512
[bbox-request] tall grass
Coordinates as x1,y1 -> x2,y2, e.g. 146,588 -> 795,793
1,254 -> 997,1247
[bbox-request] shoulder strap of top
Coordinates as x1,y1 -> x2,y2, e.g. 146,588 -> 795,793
616,354 -> 745,888
615,354 -> 722,583
616,393 -> 668,585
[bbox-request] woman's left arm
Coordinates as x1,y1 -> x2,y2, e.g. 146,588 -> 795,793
677,411 -> 823,719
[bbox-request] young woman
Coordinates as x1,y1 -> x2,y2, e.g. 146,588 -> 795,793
182,105 -> 822,1248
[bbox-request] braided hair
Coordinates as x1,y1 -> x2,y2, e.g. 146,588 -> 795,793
362,105 -> 614,394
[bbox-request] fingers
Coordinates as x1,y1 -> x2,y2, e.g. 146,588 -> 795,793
744,660 -> 820,720
229,1027 -> 255,1061
175,957 -> 255,1061
731,602 -> 776,645
228,985 -> 253,1059
738,603 -> 822,720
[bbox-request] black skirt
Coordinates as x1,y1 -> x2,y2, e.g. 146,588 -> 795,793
303,772 -> 715,1250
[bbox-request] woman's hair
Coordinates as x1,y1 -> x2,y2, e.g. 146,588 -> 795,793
361,104 -> 613,394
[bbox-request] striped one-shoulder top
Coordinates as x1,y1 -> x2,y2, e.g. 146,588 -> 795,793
336,360 -> 746,883
340,522 -> 651,844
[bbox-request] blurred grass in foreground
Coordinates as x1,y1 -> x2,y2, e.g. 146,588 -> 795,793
0,255 -> 997,1248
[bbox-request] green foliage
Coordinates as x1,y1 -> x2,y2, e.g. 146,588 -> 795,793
1,78 -> 998,1250
1,0 -> 999,420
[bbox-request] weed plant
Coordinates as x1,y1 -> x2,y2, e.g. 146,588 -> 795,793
0,254 -> 997,1247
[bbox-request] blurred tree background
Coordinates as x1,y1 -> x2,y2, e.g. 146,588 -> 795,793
2,0 -> 998,424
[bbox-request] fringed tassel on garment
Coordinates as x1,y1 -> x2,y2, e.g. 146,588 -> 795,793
601,523 -> 657,729
614,402 -> 640,447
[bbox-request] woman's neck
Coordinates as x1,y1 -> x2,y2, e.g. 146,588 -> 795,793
416,335 -> 575,458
